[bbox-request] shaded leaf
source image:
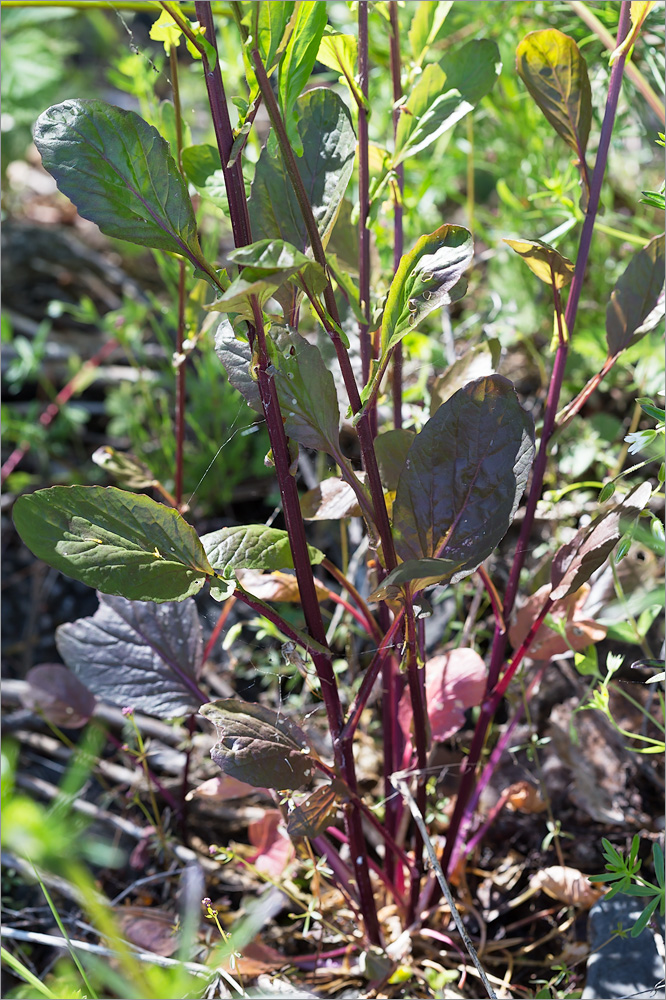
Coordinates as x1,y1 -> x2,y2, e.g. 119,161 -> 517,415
278,1 -> 328,155
516,30 -> 591,159
300,477 -> 363,520
13,486 -> 214,603
393,376 -> 534,578
394,63 -> 473,166
247,809 -> 296,877
439,38 -> 502,106
430,340 -> 501,415
214,318 -> 263,414
22,664 -> 96,729
368,556 -> 460,602
237,569 -> 329,604
503,238 -> 575,288
606,234 -> 665,356
504,781 -> 547,814
374,430 -> 415,492
200,699 -> 316,790
409,1 -> 453,67
117,908 -> 179,958
249,88 -> 355,255
381,225 -> 473,358
56,592 -> 203,717
287,782 -> 344,838
509,583 -> 606,659
34,100 -> 202,264
181,143 -> 227,210
268,330 -> 341,455
201,524 -> 324,579
550,482 -> 652,600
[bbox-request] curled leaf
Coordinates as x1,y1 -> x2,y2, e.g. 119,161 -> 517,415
287,782 -> 344,838
237,569 -> 329,604
606,234 -> 665,357
300,477 -> 364,520
503,238 -> 575,288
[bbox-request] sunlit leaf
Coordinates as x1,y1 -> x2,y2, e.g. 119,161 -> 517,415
368,556 -> 461,601
200,699 -> 316,790
278,0 -> 328,155
380,225 -> 473,358
317,31 -> 364,105
503,238 -> 575,288
439,38 -> 502,106
409,2 -> 453,67
509,583 -> 606,659
214,319 -> 263,413
394,63 -> 472,165
201,524 -> 324,579
430,340 -> 501,415
13,486 -> 214,603
237,569 -> 329,604
398,649 -> 486,747
287,782 -> 344,838
516,30 -> 591,162
609,1 -> 657,65
34,100 -> 203,265
300,477 -> 364,520
606,234 -> 665,356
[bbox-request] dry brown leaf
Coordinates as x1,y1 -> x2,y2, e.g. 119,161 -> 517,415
300,477 -> 363,520
529,865 -> 605,908
117,907 -> 179,957
509,583 -> 606,659
186,774 -> 262,802
504,780 -> 547,814
237,569 -> 329,603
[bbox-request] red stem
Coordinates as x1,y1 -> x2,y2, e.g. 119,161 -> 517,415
203,595 -> 236,662
389,0 -> 405,430
358,1 -> 372,386
404,602 -> 427,923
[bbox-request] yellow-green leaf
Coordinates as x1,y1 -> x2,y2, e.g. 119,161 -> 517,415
503,238 -> 575,288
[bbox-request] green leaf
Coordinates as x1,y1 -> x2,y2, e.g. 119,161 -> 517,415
374,429 -> 415,492
12,486 -> 214,603
516,29 -> 591,160
34,100 -> 203,266
182,142 -> 220,186
381,225 -> 473,357
394,63 -> 472,165
409,1 -> 453,67
439,38 -> 502,106
254,1 -> 295,76
249,88 -> 355,255
503,238 -> 575,288
278,0 -> 328,155
550,482 -> 653,600
606,234 -> 665,356
368,557 -> 462,602
227,238 -> 313,274
268,330 -> 341,455
200,699 -> 315,790
392,376 -> 535,578
637,397 -> 665,422
430,339 -> 501,415
201,524 -> 324,579
317,31 -> 364,106
214,318 -> 263,413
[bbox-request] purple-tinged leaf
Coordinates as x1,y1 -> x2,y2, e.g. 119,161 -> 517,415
374,430 -> 415,492
201,524 -> 324,579
393,376 -> 534,579
56,593 -> 204,717
13,486 -> 214,603
22,664 -> 96,729
550,482 -> 652,601
287,781 -> 344,838
33,101 -> 202,266
380,225 -> 473,359
430,340 -> 501,416
516,30 -> 591,158
606,234 -> 665,357
200,699 -> 316,790
247,809 -> 296,877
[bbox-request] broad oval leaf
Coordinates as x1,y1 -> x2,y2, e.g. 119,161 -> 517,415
23,664 -> 96,729
409,2 -> 453,67
550,482 -> 652,600
214,318 -> 263,414
394,64 -> 472,166
430,339 -> 501,416
509,583 -> 606,659
516,30 -> 591,159
268,330 -> 341,455
439,38 -> 502,107
287,781 -> 344,838
34,100 -> 202,264
56,592 -> 204,717
393,376 -> 535,577
181,143 -> 227,210
227,238 -> 312,275
200,699 -> 316,790
606,234 -> 665,356
201,524 -> 324,579
503,238 -> 575,288
398,649 -> 486,747
381,225 -> 473,358
13,485 -> 214,602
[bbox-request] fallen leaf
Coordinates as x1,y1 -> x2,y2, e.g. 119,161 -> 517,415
186,774 -> 263,802
117,907 -> 179,956
509,583 -> 606,659
237,569 -> 329,603
22,664 -> 96,728
300,476 -> 364,520
247,810 -> 296,878
529,866 -> 605,908
504,780 -> 547,814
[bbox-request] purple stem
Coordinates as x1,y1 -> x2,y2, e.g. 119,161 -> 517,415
388,0 -> 405,430
358,1 -> 372,386
405,603 -> 427,923
439,1 -> 632,879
